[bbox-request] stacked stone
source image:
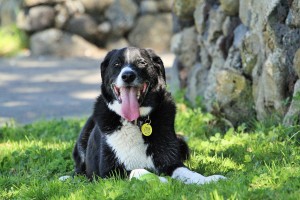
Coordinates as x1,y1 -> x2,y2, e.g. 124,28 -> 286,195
171,0 -> 300,126
17,0 -> 173,57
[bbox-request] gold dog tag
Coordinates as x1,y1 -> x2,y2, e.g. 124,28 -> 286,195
141,123 -> 152,136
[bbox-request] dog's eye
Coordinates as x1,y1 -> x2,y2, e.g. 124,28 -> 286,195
114,62 -> 121,67
138,60 -> 147,66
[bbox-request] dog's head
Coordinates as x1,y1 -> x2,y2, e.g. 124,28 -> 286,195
100,47 -> 166,122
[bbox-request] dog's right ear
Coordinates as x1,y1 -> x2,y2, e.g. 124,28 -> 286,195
145,48 -> 166,82
100,49 -> 117,80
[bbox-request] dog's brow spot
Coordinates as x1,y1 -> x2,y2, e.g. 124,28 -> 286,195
124,48 -> 141,64
126,49 -> 130,63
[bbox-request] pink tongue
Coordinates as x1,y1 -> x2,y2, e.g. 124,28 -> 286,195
120,87 -> 140,121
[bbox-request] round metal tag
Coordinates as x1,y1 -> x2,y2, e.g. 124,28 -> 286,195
141,123 -> 152,136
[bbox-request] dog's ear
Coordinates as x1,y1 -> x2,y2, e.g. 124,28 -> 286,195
100,49 -> 117,80
146,48 -> 166,82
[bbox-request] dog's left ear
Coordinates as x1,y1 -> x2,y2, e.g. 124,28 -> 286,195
100,49 -> 117,80
146,48 -> 166,82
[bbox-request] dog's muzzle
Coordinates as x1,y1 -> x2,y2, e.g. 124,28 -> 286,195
111,81 -> 149,122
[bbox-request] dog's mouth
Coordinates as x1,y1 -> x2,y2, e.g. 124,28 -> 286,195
111,82 -> 149,121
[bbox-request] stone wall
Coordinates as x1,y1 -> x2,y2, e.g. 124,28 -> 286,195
171,0 -> 300,126
17,0 -> 173,57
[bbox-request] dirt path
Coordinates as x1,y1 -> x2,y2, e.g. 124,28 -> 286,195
0,54 -> 175,126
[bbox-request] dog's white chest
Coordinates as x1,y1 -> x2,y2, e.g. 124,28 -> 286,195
106,121 -> 155,171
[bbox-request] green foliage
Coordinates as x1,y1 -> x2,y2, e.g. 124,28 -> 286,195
0,106 -> 300,199
0,24 -> 28,57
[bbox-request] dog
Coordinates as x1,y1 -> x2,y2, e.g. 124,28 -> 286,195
72,47 -> 225,184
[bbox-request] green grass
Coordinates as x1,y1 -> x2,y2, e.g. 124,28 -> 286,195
0,24 -> 28,57
0,102 -> 300,199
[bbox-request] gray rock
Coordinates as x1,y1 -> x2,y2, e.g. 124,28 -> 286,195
170,26 -> 198,69
97,21 -> 112,34
95,21 -> 113,46
54,3 -> 69,29
214,69 -> 254,125
140,0 -> 158,14
194,1 -> 209,35
186,63 -> 209,104
204,37 -> 227,111
207,5 -> 226,42
18,6 -> 55,32
239,0 -> 280,30
285,0 -> 300,27
140,0 -> 173,14
30,28 -> 104,58
64,0 -> 85,15
222,16 -> 240,37
128,14 -> 173,53
293,48 -> 300,78
170,32 -> 182,55
254,49 -> 287,121
105,0 -> 138,36
157,0 -> 173,12
105,37 -> 129,50
283,79 -> 300,126
79,0 -> 113,14
168,58 -> 182,93
65,14 -> 98,41
241,32 -> 260,76
282,29 -> 300,69
0,0 -> 23,26
224,47 -> 242,70
233,24 -> 248,48
24,0 -> 63,7
220,0 -> 239,16
198,38 -> 211,69
173,0 -> 197,20
222,17 -> 231,36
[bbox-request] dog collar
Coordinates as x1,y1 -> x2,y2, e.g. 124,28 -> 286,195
135,116 -> 152,136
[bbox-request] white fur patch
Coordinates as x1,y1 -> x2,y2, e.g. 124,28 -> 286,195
106,121 -> 155,171
59,175 -> 71,181
171,167 -> 226,185
126,48 -> 131,63
139,106 -> 152,116
108,100 -> 122,116
108,100 -> 152,118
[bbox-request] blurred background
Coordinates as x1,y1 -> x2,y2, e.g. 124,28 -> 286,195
1,0 -> 300,128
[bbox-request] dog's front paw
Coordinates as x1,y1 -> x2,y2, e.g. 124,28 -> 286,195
172,167 -> 226,185
205,175 -> 226,183
188,174 -> 226,185
59,175 -> 71,181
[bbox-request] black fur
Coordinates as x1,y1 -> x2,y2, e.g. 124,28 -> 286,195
73,47 -> 189,179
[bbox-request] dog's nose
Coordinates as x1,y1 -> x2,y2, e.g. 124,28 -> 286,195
121,71 -> 136,83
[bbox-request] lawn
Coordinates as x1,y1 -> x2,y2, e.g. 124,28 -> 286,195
0,25 -> 28,57
0,100 -> 299,199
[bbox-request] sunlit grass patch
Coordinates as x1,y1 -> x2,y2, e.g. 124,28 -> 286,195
0,24 -> 28,57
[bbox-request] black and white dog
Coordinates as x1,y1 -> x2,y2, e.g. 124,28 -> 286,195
72,47 -> 225,184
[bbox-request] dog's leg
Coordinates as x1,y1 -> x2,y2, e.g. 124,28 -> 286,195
73,116 -> 95,175
171,167 -> 226,185
176,134 -> 190,161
